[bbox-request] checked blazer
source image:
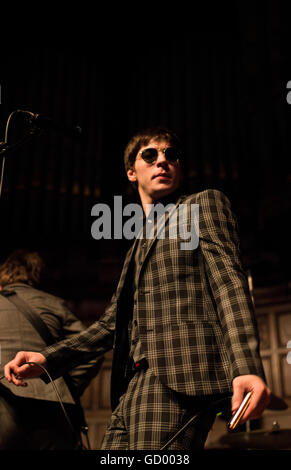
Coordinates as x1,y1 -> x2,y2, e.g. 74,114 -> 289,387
42,189 -> 265,411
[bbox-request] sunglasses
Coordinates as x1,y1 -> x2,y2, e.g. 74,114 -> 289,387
139,147 -> 180,164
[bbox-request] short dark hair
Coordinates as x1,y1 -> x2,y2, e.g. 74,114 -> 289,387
124,127 -> 182,173
0,250 -> 45,287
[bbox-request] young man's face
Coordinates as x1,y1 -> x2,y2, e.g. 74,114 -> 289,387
127,139 -> 182,206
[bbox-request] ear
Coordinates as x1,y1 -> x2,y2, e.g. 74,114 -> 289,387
127,168 -> 137,183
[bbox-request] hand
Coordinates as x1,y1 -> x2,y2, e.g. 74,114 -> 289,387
232,374 -> 271,424
4,351 -> 48,387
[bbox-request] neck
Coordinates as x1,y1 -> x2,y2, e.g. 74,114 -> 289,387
139,188 -> 181,216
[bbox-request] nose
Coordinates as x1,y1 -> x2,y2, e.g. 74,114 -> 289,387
155,151 -> 169,168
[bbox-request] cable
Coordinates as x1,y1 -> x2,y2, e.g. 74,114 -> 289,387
25,362 -> 81,442
0,155 -> 6,199
160,394 -> 232,450
0,363 -> 90,450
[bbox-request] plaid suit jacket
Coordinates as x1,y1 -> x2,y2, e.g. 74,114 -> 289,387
43,189 -> 265,410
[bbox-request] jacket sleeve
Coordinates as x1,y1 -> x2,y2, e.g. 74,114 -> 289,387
41,293 -> 117,381
55,300 -> 104,396
197,189 -> 265,381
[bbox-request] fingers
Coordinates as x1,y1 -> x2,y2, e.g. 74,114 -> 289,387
231,381 -> 245,415
4,363 -> 29,386
231,375 -> 271,425
242,386 -> 271,423
9,373 -> 28,387
4,351 -> 47,386
4,351 -> 28,383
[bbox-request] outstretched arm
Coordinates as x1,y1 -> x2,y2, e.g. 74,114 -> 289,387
198,189 -> 270,420
4,292 -> 117,386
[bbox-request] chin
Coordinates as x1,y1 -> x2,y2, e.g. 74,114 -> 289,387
152,186 -> 176,200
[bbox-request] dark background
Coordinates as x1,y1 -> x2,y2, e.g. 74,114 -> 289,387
0,2 -> 290,320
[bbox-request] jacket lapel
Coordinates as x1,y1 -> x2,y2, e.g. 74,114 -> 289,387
115,194 -> 185,297
114,238 -> 138,298
138,195 -> 184,273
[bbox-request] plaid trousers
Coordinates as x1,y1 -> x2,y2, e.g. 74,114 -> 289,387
101,367 -> 226,450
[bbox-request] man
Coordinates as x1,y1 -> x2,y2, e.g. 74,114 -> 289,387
0,249 -> 103,450
4,128 -> 271,450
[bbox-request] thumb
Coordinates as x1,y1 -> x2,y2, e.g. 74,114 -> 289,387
14,351 -> 46,378
231,383 -> 245,414
13,351 -> 32,373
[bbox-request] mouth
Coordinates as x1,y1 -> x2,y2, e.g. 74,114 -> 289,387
153,173 -> 171,180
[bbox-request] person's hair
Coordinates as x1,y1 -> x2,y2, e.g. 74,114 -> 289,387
0,250 -> 45,287
124,127 -> 182,173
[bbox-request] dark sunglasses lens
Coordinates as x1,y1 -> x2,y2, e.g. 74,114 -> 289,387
165,147 -> 179,162
141,148 -> 158,163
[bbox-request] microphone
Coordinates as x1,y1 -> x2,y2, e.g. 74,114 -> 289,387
27,112 -> 82,139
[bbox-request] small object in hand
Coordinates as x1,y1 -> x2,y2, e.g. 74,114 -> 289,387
228,391 -> 253,430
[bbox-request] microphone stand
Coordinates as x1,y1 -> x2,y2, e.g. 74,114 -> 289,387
0,108 -> 82,200
0,110 -> 42,200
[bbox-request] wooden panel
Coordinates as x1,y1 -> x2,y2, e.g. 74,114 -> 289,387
80,351 -> 112,449
281,353 -> 291,397
98,366 -> 112,410
257,314 -> 271,350
261,357 -> 273,390
277,312 -> 291,348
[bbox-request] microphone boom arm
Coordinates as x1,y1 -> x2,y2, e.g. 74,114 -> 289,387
0,109 -> 82,199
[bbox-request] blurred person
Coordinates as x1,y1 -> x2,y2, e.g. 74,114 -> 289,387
0,249 -> 103,450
